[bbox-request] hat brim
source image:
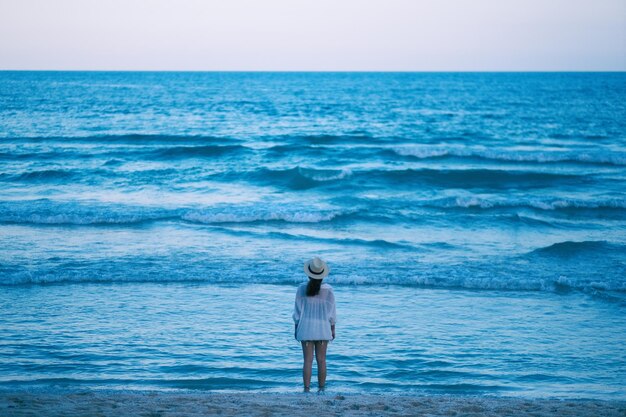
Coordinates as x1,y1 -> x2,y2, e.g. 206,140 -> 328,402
304,260 -> 329,280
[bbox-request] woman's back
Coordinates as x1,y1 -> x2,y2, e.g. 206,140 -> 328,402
293,282 -> 336,341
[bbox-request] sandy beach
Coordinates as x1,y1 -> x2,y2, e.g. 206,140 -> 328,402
1,390 -> 624,417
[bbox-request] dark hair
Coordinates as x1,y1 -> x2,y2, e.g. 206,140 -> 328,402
306,278 -> 322,297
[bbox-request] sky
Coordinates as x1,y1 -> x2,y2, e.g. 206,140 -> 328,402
0,0 -> 625,71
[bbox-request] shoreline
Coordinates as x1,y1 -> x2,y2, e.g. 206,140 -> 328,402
1,390 -> 624,417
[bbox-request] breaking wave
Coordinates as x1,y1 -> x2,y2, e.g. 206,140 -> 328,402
392,146 -> 626,166
423,196 -> 626,212
0,200 -> 352,226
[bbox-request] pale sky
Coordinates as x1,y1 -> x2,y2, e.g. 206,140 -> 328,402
0,0 -> 624,71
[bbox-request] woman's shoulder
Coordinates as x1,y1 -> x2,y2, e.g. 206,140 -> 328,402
321,283 -> 334,291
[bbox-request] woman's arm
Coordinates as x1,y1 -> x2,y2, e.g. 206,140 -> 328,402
328,289 -> 336,340
293,290 -> 301,340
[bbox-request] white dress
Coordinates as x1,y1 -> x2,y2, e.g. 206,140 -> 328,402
292,282 -> 337,341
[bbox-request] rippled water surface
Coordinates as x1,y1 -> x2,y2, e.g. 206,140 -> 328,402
1,283 -> 625,398
0,72 -> 625,397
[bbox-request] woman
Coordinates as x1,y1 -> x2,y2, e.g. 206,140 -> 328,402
292,257 -> 336,393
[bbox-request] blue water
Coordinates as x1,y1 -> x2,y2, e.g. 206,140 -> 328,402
1,72 -> 625,398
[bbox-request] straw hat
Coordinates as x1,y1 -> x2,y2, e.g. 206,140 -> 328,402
304,257 -> 329,280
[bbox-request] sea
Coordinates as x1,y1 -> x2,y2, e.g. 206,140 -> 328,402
0,71 -> 625,399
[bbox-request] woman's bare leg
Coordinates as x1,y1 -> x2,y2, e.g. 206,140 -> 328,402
301,341 -> 314,391
314,341 -> 328,390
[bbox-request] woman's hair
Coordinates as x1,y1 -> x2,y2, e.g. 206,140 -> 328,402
306,278 -> 322,297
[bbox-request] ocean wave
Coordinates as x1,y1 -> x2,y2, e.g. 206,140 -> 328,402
3,264 -> 625,297
5,274 -> 625,297
291,134 -> 377,145
264,231 -> 413,250
528,240 -> 626,257
424,196 -> 626,212
1,196 -> 624,227
2,169 -> 78,182
176,225 -> 413,250
392,146 -> 626,166
0,210 -> 174,226
150,144 -> 249,159
213,166 -> 586,190
213,167 -> 353,190
4,136 -> 625,169
103,158 -> 124,166
327,273 -> 626,296
495,214 -> 556,227
264,142 -> 626,167
0,200 -> 352,226
0,144 -> 248,163
2,134 -> 242,145
367,168 -> 584,189
182,207 -> 347,224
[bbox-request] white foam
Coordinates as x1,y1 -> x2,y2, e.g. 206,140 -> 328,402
182,208 -> 344,224
392,145 -> 626,165
427,196 -> 626,210
308,168 -> 352,181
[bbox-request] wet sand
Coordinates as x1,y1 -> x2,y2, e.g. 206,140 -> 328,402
1,390 -> 624,417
